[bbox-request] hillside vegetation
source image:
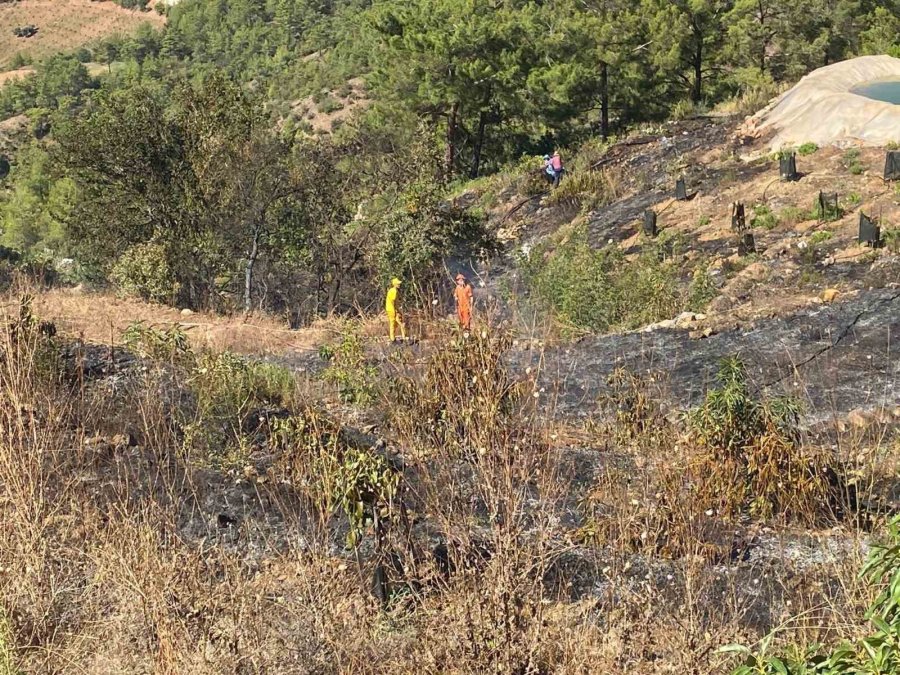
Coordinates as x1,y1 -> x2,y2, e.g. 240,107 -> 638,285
1,0 -> 900,673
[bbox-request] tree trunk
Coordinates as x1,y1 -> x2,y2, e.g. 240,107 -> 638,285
692,39 -> 703,103
600,60 -> 610,140
470,88 -> 493,179
244,223 -> 262,314
445,101 -> 459,181
470,109 -> 488,179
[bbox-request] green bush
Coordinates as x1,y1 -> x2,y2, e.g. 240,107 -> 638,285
797,142 -> 818,156
808,230 -> 833,246
520,227 -> 686,333
122,321 -> 192,365
724,514 -> 900,674
750,204 -> 778,230
110,241 -> 180,304
843,148 -> 865,175
184,351 -> 295,461
686,357 -> 838,521
545,167 -> 621,211
778,206 -> 807,226
320,329 -> 379,405
883,228 -> 900,252
811,195 -> 844,223
688,265 -> 718,312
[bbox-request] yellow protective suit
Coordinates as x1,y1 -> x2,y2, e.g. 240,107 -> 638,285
385,279 -> 406,341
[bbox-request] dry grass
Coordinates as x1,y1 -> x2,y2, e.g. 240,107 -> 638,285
0,291 -> 894,673
0,0 -> 164,70
4,287 -> 335,356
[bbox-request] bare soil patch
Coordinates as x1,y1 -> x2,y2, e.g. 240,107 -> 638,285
0,0 -> 164,69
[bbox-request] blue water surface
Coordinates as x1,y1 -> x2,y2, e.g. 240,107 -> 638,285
851,80 -> 900,104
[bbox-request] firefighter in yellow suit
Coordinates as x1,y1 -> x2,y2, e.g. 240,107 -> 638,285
385,277 -> 406,342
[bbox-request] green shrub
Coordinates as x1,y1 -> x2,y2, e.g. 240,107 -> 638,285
811,195 -> 844,223
545,168 -> 621,212
774,148 -> 794,161
122,321 -> 192,365
778,206 -> 807,226
0,606 -> 17,675
520,227 -> 686,333
688,265 -> 718,312
687,357 -> 838,521
809,230 -> 833,245
110,241 -> 180,304
184,351 -> 295,461
750,204 -> 778,230
320,329 -> 379,405
724,514 -> 900,674
845,192 -> 862,207
797,142 -> 818,156
317,95 -> 343,114
843,148 -> 865,175
883,228 -> 900,252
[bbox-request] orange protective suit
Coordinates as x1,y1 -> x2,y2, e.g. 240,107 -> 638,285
454,280 -> 474,330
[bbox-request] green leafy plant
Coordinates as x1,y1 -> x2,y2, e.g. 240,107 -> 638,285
843,148 -> 865,175
883,228 -> 900,252
271,412 -> 400,549
688,265 -> 718,311
183,351 -> 295,461
122,321 -> 192,365
0,606 -> 19,675
545,167 -> 623,212
687,357 -> 839,522
811,195 -> 844,223
110,241 -> 180,304
808,230 -> 833,246
779,206 -> 807,227
724,514 -> 900,674
797,142 -> 818,156
520,226 -> 687,334
751,204 -> 778,230
320,329 -> 379,405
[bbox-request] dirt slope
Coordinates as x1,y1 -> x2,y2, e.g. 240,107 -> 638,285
0,0 -> 164,70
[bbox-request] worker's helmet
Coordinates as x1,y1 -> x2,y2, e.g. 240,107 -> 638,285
391,277 -> 402,287
455,273 -> 466,281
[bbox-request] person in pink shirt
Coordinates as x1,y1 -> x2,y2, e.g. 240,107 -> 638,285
543,151 -> 564,188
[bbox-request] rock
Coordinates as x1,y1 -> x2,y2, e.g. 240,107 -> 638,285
689,327 -> 716,340
742,262 -> 769,282
642,319 -> 676,332
180,308 -> 194,316
674,312 -> 704,329
821,256 -> 836,268
821,288 -> 840,303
